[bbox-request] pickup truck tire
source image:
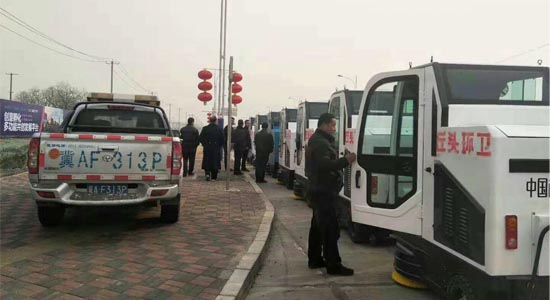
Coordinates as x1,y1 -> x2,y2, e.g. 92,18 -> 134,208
161,198 -> 180,223
37,206 -> 65,226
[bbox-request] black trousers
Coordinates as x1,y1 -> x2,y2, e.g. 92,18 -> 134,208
307,189 -> 341,267
255,156 -> 268,181
234,148 -> 243,173
182,147 -> 197,174
241,149 -> 249,170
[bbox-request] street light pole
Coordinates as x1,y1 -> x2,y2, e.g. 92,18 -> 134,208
225,56 -> 234,190
337,74 -> 357,89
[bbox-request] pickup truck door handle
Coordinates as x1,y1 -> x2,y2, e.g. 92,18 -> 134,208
355,171 -> 361,188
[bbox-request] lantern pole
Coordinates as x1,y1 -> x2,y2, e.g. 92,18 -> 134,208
225,56 -> 233,190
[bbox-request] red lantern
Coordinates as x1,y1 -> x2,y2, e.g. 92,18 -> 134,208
198,92 -> 212,105
232,95 -> 242,105
231,83 -> 242,93
198,69 -> 212,80
232,72 -> 243,82
198,81 -> 213,91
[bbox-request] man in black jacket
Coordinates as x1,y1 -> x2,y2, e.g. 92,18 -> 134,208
180,117 -> 199,177
200,116 -> 224,181
306,113 -> 356,276
232,119 -> 248,175
254,122 -> 273,183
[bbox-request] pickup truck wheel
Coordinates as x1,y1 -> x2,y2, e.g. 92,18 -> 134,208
37,206 -> 65,227
161,201 -> 180,223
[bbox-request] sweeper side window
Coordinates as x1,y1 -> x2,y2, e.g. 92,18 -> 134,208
359,76 -> 419,208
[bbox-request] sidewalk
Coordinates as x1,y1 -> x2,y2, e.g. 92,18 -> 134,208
0,161 -> 271,299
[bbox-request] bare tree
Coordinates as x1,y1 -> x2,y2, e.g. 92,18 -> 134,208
15,87 -> 42,105
16,82 -> 87,109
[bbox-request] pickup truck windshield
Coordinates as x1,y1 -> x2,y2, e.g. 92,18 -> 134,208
69,107 -> 167,134
443,65 -> 549,105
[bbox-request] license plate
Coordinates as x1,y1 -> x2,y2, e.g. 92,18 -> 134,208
87,184 -> 128,195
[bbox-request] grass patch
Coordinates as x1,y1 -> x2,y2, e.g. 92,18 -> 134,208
0,138 -> 29,176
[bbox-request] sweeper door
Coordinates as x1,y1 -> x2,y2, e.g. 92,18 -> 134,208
351,70 -> 424,235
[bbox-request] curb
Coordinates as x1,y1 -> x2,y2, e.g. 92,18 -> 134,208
215,174 -> 274,300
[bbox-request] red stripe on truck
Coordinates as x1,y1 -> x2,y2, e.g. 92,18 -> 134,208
49,133 -> 65,139
79,134 -> 93,140
114,175 -> 129,181
107,135 -> 122,140
135,136 -> 148,141
87,175 -> 101,180
57,175 -> 72,180
142,175 -> 156,181
161,137 -> 173,142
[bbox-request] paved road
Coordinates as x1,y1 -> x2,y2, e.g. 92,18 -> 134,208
247,177 -> 442,300
0,168 -> 264,300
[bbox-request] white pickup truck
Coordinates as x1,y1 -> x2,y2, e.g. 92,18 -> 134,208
27,94 -> 183,226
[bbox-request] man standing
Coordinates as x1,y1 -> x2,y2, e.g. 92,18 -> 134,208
180,117 -> 199,177
232,119 -> 248,176
200,116 -> 224,181
241,120 -> 252,172
306,113 -> 356,276
254,122 -> 273,183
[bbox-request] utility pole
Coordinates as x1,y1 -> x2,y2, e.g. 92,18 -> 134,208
225,56 -> 234,190
5,73 -> 19,100
106,60 -> 119,93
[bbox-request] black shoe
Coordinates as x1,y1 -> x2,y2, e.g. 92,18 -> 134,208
242,168 -> 250,172
206,175 -> 211,181
234,172 -> 244,176
327,265 -> 354,276
308,260 -> 326,269
182,173 -> 187,177
188,172 -> 194,176
256,180 -> 267,183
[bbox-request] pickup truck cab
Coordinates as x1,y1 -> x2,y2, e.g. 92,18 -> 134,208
27,96 -> 183,226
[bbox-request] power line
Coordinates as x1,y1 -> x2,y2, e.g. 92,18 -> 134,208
0,24 -> 104,62
118,64 -> 151,93
113,69 -> 140,93
0,7 -> 111,62
495,43 -> 549,64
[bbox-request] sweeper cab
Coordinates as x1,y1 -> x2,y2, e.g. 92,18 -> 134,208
349,63 -> 549,299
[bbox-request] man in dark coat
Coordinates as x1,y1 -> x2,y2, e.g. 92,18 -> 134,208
232,119 -> 248,175
254,122 -> 273,183
306,113 -> 356,276
241,120 -> 252,172
180,117 -> 199,177
200,116 -> 224,181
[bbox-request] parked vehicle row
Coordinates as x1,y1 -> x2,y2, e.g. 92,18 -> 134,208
246,63 -> 549,300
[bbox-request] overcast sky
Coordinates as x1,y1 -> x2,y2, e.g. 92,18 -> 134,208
1,0 -> 548,127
